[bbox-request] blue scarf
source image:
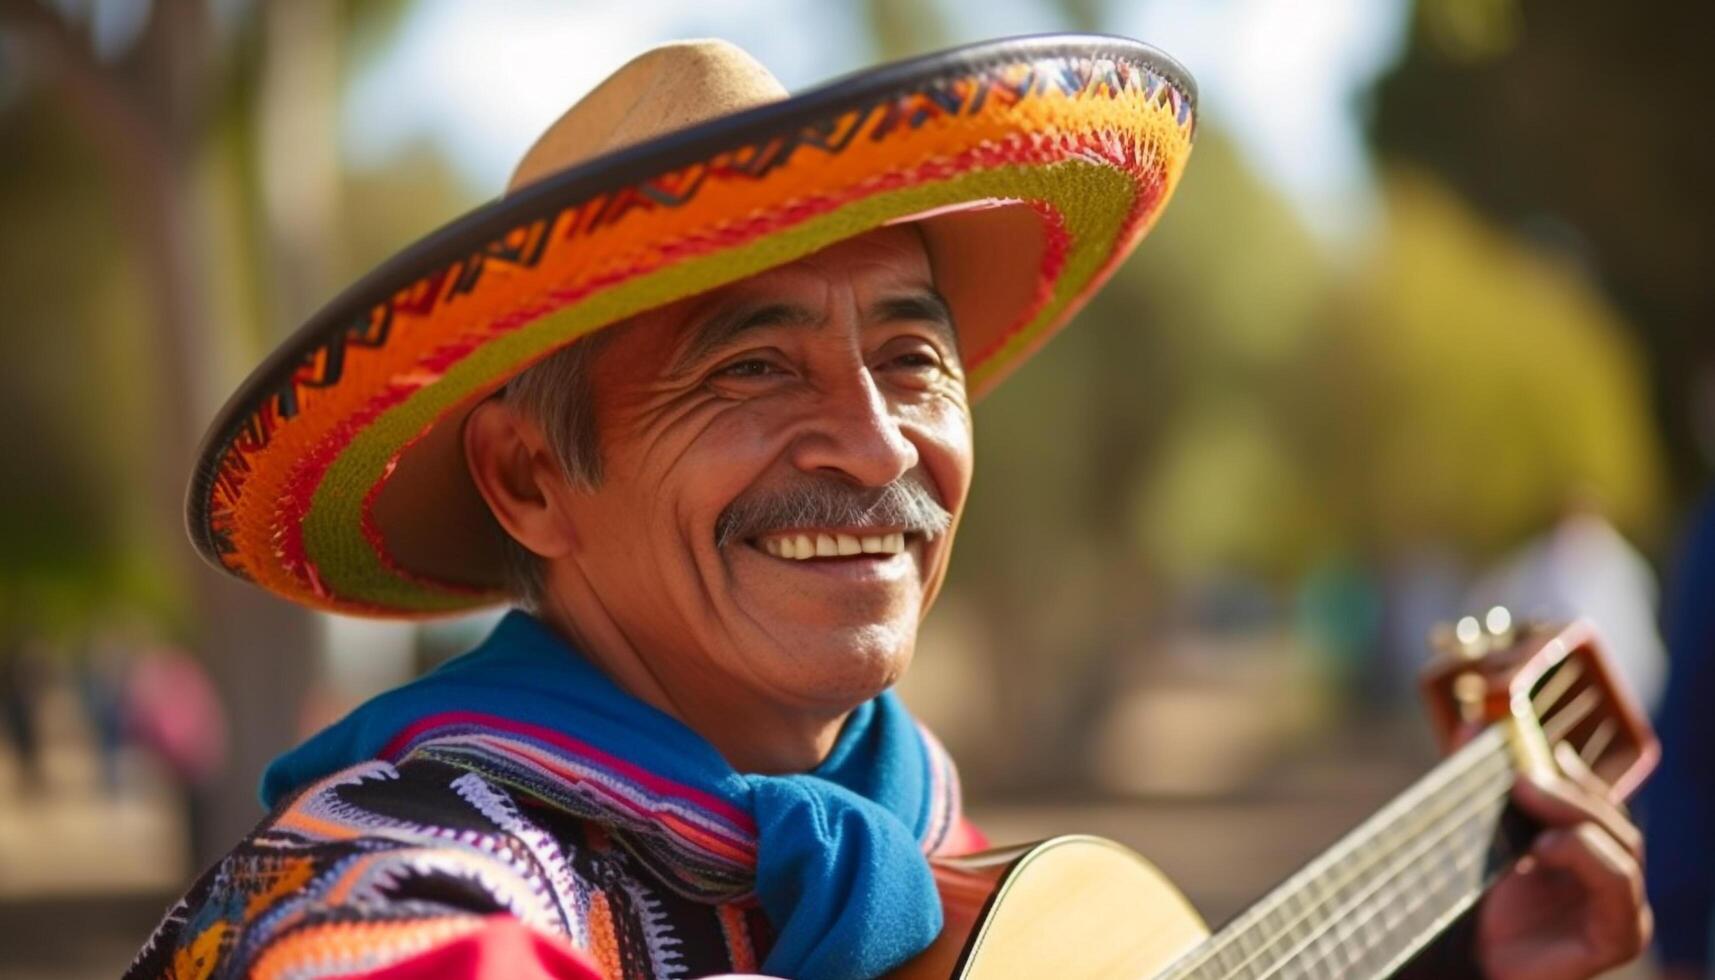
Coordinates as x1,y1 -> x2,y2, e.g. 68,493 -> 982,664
262,611 -> 950,979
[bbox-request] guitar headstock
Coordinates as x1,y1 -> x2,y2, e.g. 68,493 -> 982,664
1420,610 -> 1659,801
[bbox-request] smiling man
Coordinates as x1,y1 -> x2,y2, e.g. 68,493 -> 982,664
130,35 -> 1648,980
465,228 -> 967,779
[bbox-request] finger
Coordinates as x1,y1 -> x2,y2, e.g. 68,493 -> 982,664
1533,823 -> 1642,900
1532,823 -> 1650,961
1513,763 -> 1643,861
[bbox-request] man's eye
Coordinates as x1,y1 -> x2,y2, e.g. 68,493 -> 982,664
887,350 -> 942,371
714,358 -> 780,379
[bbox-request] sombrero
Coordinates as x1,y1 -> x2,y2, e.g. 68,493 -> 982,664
187,33 -> 1197,618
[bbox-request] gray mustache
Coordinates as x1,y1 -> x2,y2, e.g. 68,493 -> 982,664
714,474 -> 952,549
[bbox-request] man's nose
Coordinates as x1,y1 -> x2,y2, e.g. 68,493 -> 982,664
788,369 -> 919,487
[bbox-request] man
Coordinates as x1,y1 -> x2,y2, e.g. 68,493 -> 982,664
131,36 -> 1648,979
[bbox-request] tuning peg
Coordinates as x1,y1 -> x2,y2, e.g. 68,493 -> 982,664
1430,606 -> 1516,662
1483,605 -> 1514,640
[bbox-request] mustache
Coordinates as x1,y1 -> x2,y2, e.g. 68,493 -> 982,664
714,473 -> 953,550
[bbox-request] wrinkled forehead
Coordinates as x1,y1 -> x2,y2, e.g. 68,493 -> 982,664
766,223 -> 934,286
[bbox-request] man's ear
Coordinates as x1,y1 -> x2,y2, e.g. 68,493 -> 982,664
464,399 -> 578,561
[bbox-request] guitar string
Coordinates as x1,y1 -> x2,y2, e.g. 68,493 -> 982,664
1528,661 -> 1609,772
1244,762 -> 1509,979
1361,793 -> 1503,978
1196,752 -> 1514,980
1579,718 -> 1618,769
1530,657 -> 1584,717
1364,856 -> 1488,980
1163,736 -> 1512,980
1164,736 -> 1508,979
1190,659 -> 1602,980
1296,801 -> 1497,980
1543,686 -> 1602,744
1302,676 -> 1602,978
1263,796 -> 1493,979
1179,727 -> 1507,966
1343,663 -> 1613,977
1255,774 -> 1510,980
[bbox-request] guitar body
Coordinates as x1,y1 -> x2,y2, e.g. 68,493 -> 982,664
890,836 -> 1209,979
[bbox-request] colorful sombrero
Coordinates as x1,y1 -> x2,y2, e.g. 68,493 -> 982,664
187,34 -> 1197,618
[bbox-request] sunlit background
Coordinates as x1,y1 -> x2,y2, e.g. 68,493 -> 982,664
2,0 -> 1711,976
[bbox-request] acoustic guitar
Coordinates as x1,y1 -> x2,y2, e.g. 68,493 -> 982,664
891,614 -> 1659,979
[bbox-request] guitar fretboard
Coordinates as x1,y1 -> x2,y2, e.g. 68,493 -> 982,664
1158,726 -> 1520,980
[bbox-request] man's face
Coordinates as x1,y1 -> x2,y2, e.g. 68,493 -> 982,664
548,226 -> 973,712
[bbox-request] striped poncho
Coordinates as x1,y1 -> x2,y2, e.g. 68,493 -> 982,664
126,612 -> 981,979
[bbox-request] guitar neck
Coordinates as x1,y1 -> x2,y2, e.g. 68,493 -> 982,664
1159,726 -> 1524,980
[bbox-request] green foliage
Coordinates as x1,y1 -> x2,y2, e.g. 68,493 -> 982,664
0,104 -> 154,630
1414,0 -> 1523,62
1136,397 -> 1329,579
1120,131 -> 1337,581
1307,170 -> 1665,554
337,141 -> 481,277
1372,0 -> 1715,490
862,0 -> 949,59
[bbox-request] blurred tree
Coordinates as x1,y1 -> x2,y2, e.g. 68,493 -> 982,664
0,0 -> 412,862
1119,130 -> 1337,582
0,0 -> 314,863
862,0 -> 950,60
339,139 -> 479,273
1296,170 -> 1666,556
1371,0 -> 1715,496
0,104 -> 137,632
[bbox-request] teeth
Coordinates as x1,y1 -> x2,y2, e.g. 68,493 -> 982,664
756,531 -> 910,559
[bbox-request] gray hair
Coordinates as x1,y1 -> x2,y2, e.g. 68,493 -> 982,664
495,332 -> 611,607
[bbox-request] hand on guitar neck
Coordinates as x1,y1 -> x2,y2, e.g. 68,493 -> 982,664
1457,740 -> 1649,980
1418,615 -> 1653,980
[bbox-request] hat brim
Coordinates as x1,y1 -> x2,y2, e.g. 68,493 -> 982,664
187,34 -> 1197,617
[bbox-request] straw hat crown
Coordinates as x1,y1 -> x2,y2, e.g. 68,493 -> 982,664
509,41 -> 788,192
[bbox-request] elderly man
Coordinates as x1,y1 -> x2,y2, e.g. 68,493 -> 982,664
130,36 -> 1647,980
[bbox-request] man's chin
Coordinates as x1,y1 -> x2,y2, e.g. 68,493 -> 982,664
718,542 -> 923,697
751,620 -> 917,706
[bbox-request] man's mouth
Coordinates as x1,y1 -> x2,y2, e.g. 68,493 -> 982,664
751,530 -> 912,560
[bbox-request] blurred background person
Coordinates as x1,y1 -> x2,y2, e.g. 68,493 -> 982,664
121,637 -> 228,863
1465,494 -> 1668,714
0,619 -> 44,793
